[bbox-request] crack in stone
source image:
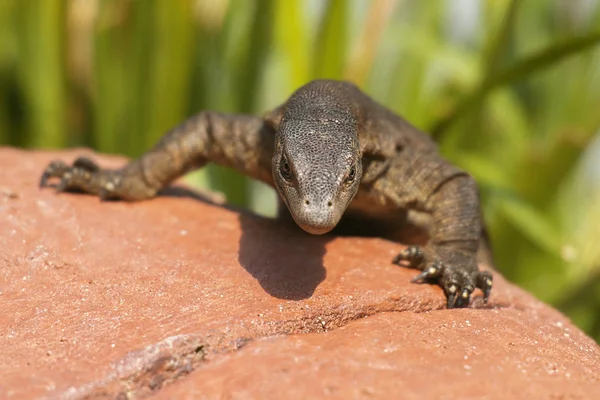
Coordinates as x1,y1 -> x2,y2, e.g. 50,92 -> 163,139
52,293 -> 518,400
56,336 -> 207,400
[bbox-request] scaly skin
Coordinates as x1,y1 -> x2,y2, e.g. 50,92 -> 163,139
40,80 -> 492,308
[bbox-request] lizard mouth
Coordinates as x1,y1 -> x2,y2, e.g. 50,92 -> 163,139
288,207 -> 339,235
297,224 -> 334,235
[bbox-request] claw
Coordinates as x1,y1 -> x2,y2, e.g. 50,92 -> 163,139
454,287 -> 472,308
445,283 -> 458,308
40,160 -> 70,188
483,286 -> 492,303
447,293 -> 457,309
99,188 -> 109,201
393,246 -> 425,272
55,174 -> 71,193
392,246 -> 423,264
410,270 -> 431,283
39,173 -> 50,188
477,271 -> 493,304
99,186 -> 118,201
410,262 -> 443,283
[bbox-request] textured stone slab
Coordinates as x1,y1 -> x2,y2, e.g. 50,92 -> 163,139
0,148 -> 598,399
155,310 -> 600,400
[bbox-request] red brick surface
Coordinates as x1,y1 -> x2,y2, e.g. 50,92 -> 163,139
1,148 -> 598,399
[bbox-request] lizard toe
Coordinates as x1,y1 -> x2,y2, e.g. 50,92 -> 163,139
392,245 -> 424,266
73,156 -> 101,172
410,261 -> 444,283
475,270 -> 493,304
40,160 -> 70,188
445,282 -> 459,308
454,284 -> 475,308
55,168 -> 94,193
441,264 -> 476,308
55,172 -> 74,193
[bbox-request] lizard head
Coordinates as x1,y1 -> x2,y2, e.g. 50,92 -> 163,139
272,90 -> 363,235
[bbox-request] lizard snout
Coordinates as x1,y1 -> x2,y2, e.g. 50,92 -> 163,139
292,196 -> 340,235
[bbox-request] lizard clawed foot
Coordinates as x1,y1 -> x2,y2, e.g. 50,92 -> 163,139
40,157 -> 119,200
392,245 -> 493,309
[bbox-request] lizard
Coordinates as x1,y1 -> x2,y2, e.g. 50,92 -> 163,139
39,79 -> 493,308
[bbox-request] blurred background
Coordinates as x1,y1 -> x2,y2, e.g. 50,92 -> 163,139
1,0 -> 599,342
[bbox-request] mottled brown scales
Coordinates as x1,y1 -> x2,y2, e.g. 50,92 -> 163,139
40,79 -> 492,308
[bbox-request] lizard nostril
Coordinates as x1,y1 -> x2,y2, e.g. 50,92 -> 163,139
327,201 -> 332,207
305,199 -> 310,205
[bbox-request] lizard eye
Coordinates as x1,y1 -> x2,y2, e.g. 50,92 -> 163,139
344,166 -> 356,185
280,155 -> 293,182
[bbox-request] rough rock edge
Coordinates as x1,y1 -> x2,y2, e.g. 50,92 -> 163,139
56,293 -> 536,400
58,335 -> 206,400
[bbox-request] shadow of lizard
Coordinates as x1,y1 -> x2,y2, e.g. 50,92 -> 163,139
161,185 -> 327,301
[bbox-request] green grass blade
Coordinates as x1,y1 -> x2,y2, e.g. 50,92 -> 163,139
312,0 -> 348,79
482,0 -> 520,74
432,31 -> 600,138
457,153 -> 513,191
93,1 -> 124,153
274,0 -> 310,91
344,0 -> 398,86
498,195 -> 562,256
201,0 -> 274,207
143,0 -> 195,150
0,0 -> 16,145
232,0 -> 273,113
16,0 -> 66,148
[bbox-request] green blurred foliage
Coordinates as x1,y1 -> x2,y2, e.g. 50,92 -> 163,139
1,0 -> 600,341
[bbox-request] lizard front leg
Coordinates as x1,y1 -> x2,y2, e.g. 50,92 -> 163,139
386,156 -> 493,308
40,111 -> 276,200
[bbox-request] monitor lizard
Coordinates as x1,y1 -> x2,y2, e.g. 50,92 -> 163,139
40,79 -> 493,308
